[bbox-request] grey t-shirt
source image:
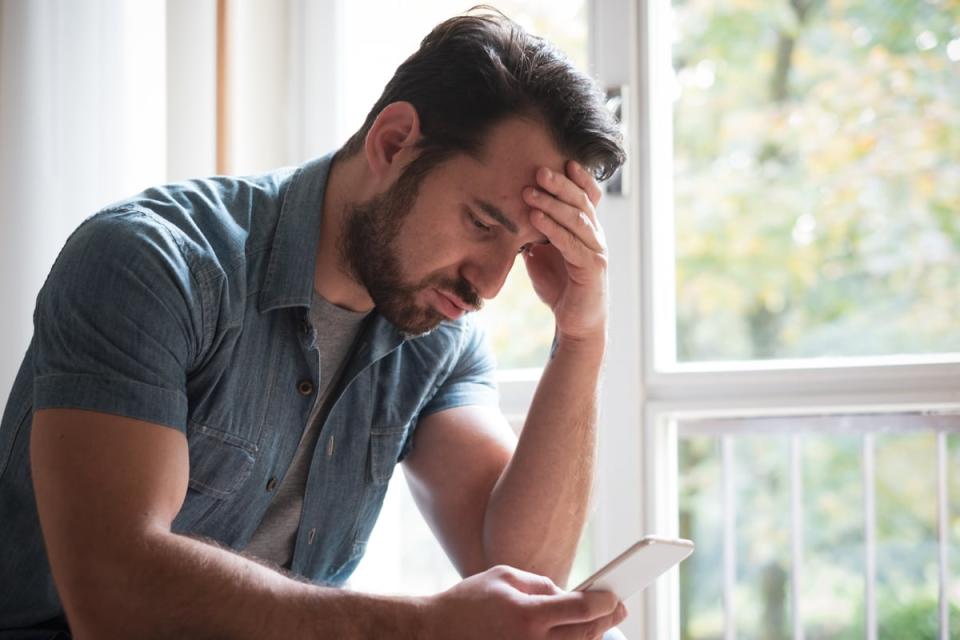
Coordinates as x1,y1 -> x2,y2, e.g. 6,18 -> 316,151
242,293 -> 368,567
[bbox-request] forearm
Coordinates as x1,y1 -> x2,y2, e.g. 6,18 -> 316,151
482,333 -> 604,585
65,527 -> 424,639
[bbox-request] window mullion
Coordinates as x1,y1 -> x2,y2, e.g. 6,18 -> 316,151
722,435 -> 737,640
937,430 -> 950,640
863,434 -> 878,640
790,435 -> 804,640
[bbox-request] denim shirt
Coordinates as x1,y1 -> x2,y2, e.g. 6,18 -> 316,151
0,153 -> 499,628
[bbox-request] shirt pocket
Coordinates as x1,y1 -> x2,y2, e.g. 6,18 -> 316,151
369,425 -> 409,485
185,421 -> 258,498
324,424 -> 408,583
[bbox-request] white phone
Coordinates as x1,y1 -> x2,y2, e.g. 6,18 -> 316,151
574,535 -> 694,601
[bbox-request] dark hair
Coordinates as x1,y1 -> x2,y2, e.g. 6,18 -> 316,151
339,6 -> 625,181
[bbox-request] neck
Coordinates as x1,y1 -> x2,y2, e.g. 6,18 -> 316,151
315,152 -> 376,312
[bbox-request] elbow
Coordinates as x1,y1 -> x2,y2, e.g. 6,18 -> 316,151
51,528 -> 169,637
55,571 -> 125,639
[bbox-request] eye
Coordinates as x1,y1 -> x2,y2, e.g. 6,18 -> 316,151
519,239 -> 551,254
467,209 -> 493,233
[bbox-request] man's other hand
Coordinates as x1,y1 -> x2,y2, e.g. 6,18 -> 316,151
522,160 -> 608,345
422,565 -> 627,640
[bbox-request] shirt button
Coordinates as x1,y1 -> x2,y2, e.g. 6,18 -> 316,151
307,528 -> 317,544
297,379 -> 314,395
266,477 -> 278,491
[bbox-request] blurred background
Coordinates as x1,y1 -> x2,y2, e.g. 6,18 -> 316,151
1,1 -> 959,638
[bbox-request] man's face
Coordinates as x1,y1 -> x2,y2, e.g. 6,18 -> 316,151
341,117 -> 566,337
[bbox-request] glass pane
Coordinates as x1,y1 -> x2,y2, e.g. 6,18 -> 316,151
874,433 -> 939,638
799,434 -> 864,639
679,437 -> 725,639
678,416 -> 960,639
672,0 -> 960,362
336,0 -> 588,370
733,435 -> 792,639
476,263 -> 555,369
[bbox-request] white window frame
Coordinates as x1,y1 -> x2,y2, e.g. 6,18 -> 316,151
587,0 -> 960,638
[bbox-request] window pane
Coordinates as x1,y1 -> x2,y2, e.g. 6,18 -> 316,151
800,433 -> 864,637
677,414 -> 960,638
679,437 -> 725,639
672,0 -> 960,362
733,436 -> 792,639
874,433 -> 939,638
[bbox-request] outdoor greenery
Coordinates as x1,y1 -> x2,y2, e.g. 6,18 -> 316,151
679,428 -> 960,639
673,0 -> 960,361
673,0 -> 960,636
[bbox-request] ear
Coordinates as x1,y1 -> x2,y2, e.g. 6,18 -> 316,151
363,101 -> 422,183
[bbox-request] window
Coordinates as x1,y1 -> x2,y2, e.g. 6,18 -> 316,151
678,414 -> 960,639
670,0 -> 960,363
633,0 -> 960,638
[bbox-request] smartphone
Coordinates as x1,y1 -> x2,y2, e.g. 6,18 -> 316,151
574,535 -> 694,601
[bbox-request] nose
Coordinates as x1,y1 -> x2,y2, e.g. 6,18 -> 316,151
463,251 -> 516,300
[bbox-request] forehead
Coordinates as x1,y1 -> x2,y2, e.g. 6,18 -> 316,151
441,117 -> 567,206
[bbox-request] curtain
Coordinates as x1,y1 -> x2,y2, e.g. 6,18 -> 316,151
0,0 -> 167,405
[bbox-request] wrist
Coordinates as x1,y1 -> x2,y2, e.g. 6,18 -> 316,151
552,328 -> 606,362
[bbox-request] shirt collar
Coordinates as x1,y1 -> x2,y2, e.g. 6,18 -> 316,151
257,152 -> 408,357
258,153 -> 335,313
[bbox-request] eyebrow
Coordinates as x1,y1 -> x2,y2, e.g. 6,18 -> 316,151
473,198 -> 519,235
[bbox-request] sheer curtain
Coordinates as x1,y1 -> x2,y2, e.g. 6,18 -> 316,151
0,0 -> 344,408
0,0 -> 168,404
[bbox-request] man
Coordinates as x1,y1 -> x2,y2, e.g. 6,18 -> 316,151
0,8 -> 626,639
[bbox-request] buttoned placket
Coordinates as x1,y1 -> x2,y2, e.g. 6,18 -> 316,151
288,314 -> 406,578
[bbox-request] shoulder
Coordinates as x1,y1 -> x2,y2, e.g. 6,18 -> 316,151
402,314 -> 496,379
407,314 -> 488,355
104,167 -> 297,273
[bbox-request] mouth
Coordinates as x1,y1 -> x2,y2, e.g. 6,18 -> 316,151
432,288 -> 472,320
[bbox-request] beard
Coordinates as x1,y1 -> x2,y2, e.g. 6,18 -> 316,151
338,162 -> 482,338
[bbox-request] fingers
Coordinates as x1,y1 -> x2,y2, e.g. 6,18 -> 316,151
493,565 -> 564,596
523,163 -> 606,258
532,590 -> 619,625
526,194 -> 604,254
550,601 -> 628,640
534,163 -> 601,221
567,160 -> 603,209
529,210 -> 606,273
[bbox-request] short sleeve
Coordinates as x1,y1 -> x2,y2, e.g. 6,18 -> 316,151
32,209 -> 204,431
419,318 -> 500,418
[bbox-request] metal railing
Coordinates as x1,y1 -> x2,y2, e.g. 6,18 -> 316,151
678,413 -> 958,640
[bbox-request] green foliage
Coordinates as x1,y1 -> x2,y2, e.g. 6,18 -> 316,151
673,0 -> 960,361
679,430 -> 960,639
836,596 -> 960,640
